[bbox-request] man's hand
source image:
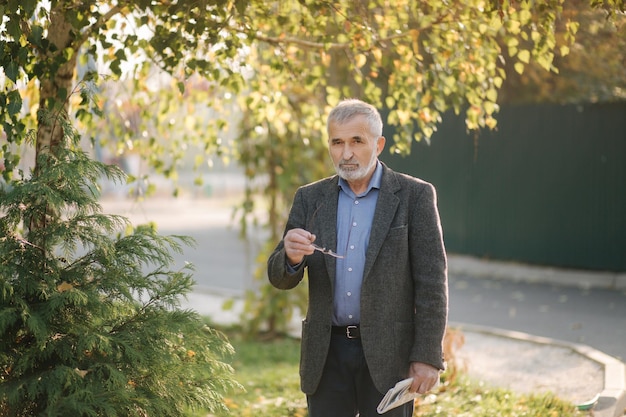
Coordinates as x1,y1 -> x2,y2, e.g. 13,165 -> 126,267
408,362 -> 440,394
284,228 -> 316,266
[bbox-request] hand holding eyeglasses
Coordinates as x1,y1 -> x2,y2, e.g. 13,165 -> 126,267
284,228 -> 344,265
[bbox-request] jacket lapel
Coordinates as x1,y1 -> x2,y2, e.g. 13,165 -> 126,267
363,166 -> 400,281
314,177 -> 340,291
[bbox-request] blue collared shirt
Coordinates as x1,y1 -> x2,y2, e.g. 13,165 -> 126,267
332,161 -> 382,326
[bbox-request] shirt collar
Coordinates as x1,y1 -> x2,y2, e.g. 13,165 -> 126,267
338,160 -> 383,197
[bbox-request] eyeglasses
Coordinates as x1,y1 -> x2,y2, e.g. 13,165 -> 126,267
308,204 -> 344,259
311,243 -> 344,259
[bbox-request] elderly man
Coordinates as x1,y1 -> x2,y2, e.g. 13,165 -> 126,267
267,99 -> 448,417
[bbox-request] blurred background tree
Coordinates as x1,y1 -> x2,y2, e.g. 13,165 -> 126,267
1,0 -> 624,341
499,0 -> 626,104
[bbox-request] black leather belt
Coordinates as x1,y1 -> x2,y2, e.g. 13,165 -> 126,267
332,325 -> 360,339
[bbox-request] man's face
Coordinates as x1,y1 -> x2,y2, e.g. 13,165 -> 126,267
328,115 -> 385,183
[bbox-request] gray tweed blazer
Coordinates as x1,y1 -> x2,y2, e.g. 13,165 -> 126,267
267,162 -> 448,395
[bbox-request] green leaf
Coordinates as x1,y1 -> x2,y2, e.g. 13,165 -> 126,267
5,61 -> 20,82
7,90 -> 22,117
6,16 -> 22,40
27,24 -> 45,48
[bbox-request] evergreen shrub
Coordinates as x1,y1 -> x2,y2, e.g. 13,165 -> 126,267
0,123 -> 239,416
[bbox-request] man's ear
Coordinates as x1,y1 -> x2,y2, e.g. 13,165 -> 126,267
376,136 -> 386,155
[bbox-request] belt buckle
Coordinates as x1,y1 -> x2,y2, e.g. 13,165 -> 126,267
346,325 -> 358,339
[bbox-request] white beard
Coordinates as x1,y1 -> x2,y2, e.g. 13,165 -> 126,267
335,148 -> 378,182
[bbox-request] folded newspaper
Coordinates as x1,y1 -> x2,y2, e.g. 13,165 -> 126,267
377,377 -> 439,414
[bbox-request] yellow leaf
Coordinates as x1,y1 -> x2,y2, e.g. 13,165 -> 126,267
537,52 -> 554,71
507,37 -> 519,48
371,47 -> 382,65
355,54 -> 367,69
519,9 -> 532,24
517,49 -> 530,64
57,282 -> 73,292
484,100 -> 497,115
567,21 -> 580,35
514,62 -> 525,74
410,29 -> 420,54
531,30 -> 541,43
485,116 -> 498,129
443,76 -> 456,88
321,52 -> 331,67
507,20 -> 521,35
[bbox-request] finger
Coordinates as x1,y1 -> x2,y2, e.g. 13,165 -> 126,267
421,378 -> 438,394
284,230 -> 315,260
410,376 -> 437,394
285,231 -> 303,247
288,229 -> 313,244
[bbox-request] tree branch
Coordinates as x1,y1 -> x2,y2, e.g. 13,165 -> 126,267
73,3 -> 127,50
251,31 -> 413,51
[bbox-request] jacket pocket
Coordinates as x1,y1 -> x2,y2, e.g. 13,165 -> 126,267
387,224 -> 408,240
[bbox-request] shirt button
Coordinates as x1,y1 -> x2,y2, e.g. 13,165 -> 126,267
348,314 -> 353,319
347,292 -> 352,296
354,200 -> 359,205
350,245 -> 355,250
348,267 -> 353,272
352,222 -> 357,227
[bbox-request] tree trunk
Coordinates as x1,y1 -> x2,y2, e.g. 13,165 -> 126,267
35,3 -> 77,164
29,3 -> 77,241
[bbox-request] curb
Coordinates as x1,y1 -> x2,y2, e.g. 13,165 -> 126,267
448,254 -> 626,291
451,322 -> 626,417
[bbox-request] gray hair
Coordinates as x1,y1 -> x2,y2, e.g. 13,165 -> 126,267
327,99 -> 383,137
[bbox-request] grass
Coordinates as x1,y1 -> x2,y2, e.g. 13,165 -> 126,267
197,327 -> 590,417
213,333 -> 306,417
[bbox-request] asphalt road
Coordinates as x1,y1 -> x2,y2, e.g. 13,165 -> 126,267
101,196 -> 626,363
448,274 -> 626,362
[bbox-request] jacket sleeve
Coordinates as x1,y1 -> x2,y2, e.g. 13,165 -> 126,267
267,188 -> 308,290
409,181 -> 448,370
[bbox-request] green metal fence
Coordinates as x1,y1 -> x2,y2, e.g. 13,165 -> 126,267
381,102 -> 626,272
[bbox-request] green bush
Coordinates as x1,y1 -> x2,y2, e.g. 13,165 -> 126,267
0,125 -> 239,416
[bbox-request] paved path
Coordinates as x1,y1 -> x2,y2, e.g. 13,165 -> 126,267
448,273 -> 626,362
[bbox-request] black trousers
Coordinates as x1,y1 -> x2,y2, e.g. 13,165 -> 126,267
307,333 -> 414,417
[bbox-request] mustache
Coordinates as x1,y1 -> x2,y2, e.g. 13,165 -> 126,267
339,158 -> 358,165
